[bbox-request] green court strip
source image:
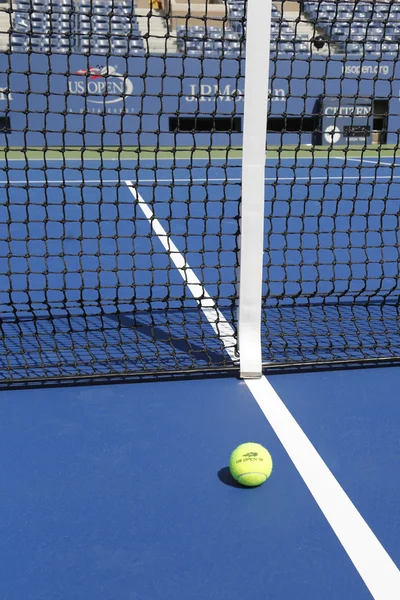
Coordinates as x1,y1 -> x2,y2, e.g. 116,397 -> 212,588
0,145 -> 399,161
0,147 -> 243,161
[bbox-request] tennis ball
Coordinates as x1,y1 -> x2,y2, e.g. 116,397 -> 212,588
229,442 -> 273,487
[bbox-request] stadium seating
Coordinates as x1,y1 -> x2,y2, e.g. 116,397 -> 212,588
177,2 -> 310,58
303,0 -> 400,57
11,0 -> 145,55
10,0 -> 400,59
176,25 -> 243,57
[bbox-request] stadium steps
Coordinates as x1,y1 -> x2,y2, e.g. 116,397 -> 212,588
283,9 -> 330,54
0,2 -> 10,51
135,7 -> 177,54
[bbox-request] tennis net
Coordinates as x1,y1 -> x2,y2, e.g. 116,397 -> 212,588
0,0 -> 248,383
260,0 -> 400,369
1,0 -> 400,385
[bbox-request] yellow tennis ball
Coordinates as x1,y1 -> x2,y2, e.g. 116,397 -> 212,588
229,442 -> 273,487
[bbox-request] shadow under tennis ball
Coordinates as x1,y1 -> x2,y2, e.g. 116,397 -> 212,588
218,467 -> 251,489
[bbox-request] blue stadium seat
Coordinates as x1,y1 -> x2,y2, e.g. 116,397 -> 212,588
295,41 -> 309,54
227,41 -> 241,52
229,9 -> 244,21
346,42 -> 362,54
203,41 -> 214,51
374,4 -> 389,14
280,31 -> 294,41
337,11 -> 353,22
225,31 -> 240,41
351,35 -> 365,43
51,36 -> 71,52
368,36 -> 382,43
370,27 -> 384,37
187,49 -> 202,57
278,41 -> 294,53
209,31 -> 223,40
112,39 -> 130,54
188,31 -> 206,40
204,50 -> 218,57
10,33 -> 30,50
183,41 -> 201,51
382,42 -> 398,54
31,36 -> 51,52
223,50 -> 239,58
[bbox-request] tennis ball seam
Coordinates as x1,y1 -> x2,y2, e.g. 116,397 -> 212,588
237,472 -> 267,481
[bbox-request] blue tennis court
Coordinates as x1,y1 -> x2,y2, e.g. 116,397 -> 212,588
0,154 -> 399,597
0,154 -> 399,380
2,0 -> 400,594
0,363 -> 398,599
3,155 -> 399,309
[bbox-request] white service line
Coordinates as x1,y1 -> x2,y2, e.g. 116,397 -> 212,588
2,174 -> 400,186
332,155 -> 399,168
1,177 -> 243,185
1,154 -> 399,167
125,179 -> 400,599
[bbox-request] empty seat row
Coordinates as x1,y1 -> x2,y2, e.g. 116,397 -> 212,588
13,13 -> 140,35
11,32 -> 144,54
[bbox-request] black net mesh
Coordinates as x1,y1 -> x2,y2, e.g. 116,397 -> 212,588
1,0 -> 400,384
262,0 -> 400,368
0,0 -> 245,383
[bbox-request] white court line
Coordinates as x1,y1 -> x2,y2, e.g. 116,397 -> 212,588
332,155 -> 399,168
125,180 -> 238,362
247,377 -> 400,600
2,174 -> 400,186
0,155 -> 324,164
0,177 -> 242,185
124,179 -> 400,599
0,154 -> 390,163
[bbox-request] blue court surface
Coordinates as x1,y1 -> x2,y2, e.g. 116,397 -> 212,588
0,153 -> 399,598
0,366 -> 398,599
0,154 -> 400,377
2,155 -> 400,313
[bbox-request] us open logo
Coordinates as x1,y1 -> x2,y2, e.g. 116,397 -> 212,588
69,65 -> 134,106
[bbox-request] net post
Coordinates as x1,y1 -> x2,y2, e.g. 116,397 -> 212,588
238,0 -> 272,379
